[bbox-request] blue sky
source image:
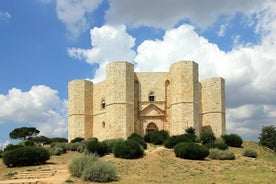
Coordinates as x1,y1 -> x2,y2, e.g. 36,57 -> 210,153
1,0 -> 276,147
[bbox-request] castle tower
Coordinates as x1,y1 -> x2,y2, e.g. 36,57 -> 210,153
68,80 -> 93,142
105,61 -> 135,139
201,77 -> 226,137
169,61 -> 201,135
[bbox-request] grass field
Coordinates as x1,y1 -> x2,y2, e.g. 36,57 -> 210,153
0,141 -> 275,184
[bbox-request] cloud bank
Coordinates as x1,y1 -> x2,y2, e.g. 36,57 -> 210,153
0,85 -> 67,138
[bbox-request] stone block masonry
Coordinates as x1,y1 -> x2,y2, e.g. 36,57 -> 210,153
68,60 -> 226,141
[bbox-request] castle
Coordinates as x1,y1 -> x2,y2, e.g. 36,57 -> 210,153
68,61 -> 226,141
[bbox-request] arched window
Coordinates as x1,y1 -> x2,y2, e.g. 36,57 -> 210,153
102,121 -> 105,128
148,91 -> 155,102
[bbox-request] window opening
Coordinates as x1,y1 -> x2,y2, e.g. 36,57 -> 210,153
102,121 -> 105,128
149,92 -> 155,102
101,99 -> 106,109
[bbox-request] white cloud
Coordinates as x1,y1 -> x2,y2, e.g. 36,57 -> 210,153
56,0 -> 102,40
0,85 -> 67,138
106,0 -> 261,29
68,25 -> 136,82
67,0 -> 276,140
0,140 -> 10,150
0,11 -> 12,22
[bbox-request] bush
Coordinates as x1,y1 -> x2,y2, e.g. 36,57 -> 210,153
53,147 -> 64,156
208,148 -> 235,160
144,130 -> 169,145
243,148 -> 258,158
222,134 -> 243,147
85,139 -> 108,157
81,159 -> 117,182
164,134 -> 192,149
69,154 -> 98,177
67,142 -> 82,151
204,142 -> 228,150
113,140 -> 144,159
4,144 -> 24,152
2,147 -> 50,167
128,133 -> 147,149
19,140 -> 35,147
200,132 -> 216,144
174,142 -> 209,160
185,127 -> 197,142
71,137 -> 84,143
102,138 -> 124,153
68,155 -> 117,182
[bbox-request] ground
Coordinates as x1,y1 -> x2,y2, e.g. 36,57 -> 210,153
0,141 -> 275,184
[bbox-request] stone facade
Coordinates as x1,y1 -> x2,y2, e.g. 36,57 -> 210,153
68,60 -> 226,141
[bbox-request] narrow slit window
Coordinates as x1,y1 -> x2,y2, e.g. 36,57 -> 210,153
101,99 -> 106,109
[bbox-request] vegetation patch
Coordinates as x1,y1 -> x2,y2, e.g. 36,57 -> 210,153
208,148 -> 235,160
222,134 -> 243,147
243,148 -> 258,158
68,154 -> 117,182
2,146 -> 50,167
174,142 -> 209,160
113,139 -> 144,159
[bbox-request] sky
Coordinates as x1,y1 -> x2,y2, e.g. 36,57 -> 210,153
1,0 -> 276,147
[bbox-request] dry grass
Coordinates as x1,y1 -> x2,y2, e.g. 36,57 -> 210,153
0,141 -> 275,184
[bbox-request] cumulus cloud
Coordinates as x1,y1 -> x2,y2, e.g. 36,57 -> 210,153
68,24 -> 136,82
67,0 -> 276,140
106,0 -> 260,29
0,85 -> 67,137
56,0 -> 102,40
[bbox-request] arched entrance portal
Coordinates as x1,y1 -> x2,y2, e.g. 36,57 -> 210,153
146,122 -> 159,133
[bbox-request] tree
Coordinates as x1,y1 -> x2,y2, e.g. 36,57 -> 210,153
9,127 -> 40,140
259,125 -> 276,151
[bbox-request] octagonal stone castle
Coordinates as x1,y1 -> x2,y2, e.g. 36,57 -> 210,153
68,60 -> 226,141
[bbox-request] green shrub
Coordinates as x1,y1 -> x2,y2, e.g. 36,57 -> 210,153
68,155 -> 117,182
51,142 -> 67,153
185,127 -> 197,142
259,125 -> 276,151
113,140 -> 144,159
19,140 -> 35,147
54,147 -> 64,156
128,133 -> 147,149
102,138 -> 124,153
144,130 -> 169,145
204,142 -> 228,150
71,137 -> 84,143
164,134 -> 192,149
200,132 -> 216,144
243,148 -> 258,158
81,159 -> 117,182
174,142 -> 209,160
222,134 -> 243,147
0,150 -> 3,158
68,155 -> 98,177
85,139 -> 108,157
67,142 -> 82,151
4,144 -> 24,152
208,148 -> 235,160
2,147 -> 50,167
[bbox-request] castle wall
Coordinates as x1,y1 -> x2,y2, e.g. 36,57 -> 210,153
68,80 -> 93,141
169,61 -> 201,135
92,81 -> 107,140
105,62 -> 134,139
201,77 -> 226,137
135,73 -> 168,134
68,60 -> 226,141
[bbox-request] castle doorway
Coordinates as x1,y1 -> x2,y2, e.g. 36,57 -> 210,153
146,122 -> 159,133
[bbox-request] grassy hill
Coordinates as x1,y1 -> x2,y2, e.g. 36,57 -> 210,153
0,141 -> 275,184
